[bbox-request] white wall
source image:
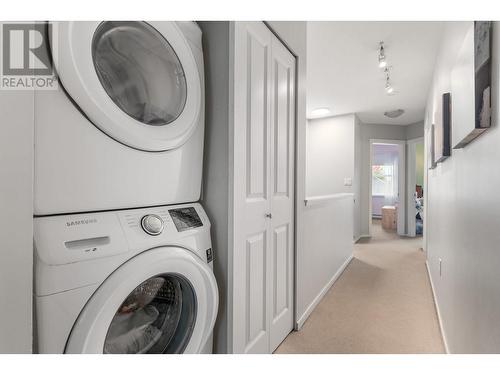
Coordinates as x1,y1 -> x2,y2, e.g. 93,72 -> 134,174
306,113 -> 363,240
0,86 -> 33,351
299,113 -> 356,326
306,114 -> 355,197
353,116 -> 362,240
297,196 -> 353,328
406,121 -> 425,140
425,21 -> 500,353
198,21 -> 231,354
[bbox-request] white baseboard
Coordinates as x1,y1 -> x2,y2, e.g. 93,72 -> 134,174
296,255 -> 354,330
425,260 -> 450,354
353,234 -> 370,243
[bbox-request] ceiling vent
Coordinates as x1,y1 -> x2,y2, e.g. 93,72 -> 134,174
384,109 -> 405,118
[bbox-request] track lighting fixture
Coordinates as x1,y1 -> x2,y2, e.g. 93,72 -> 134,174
385,81 -> 394,94
384,67 -> 394,95
378,42 -> 387,68
379,45 -> 395,95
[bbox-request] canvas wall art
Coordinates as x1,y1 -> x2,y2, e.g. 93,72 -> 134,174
427,124 -> 437,170
451,21 -> 493,149
434,93 -> 451,163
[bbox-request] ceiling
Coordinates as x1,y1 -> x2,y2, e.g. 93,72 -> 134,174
307,22 -> 444,125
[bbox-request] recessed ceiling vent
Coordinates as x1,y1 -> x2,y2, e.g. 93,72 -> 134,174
384,109 -> 405,118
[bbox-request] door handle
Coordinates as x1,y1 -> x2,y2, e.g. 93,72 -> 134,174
265,213 -> 272,219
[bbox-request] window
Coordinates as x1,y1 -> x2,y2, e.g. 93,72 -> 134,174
372,165 -> 395,196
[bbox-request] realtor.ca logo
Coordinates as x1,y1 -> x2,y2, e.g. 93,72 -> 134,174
1,23 -> 58,90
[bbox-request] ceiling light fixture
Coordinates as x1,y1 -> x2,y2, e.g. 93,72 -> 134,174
384,109 -> 405,118
310,107 -> 331,118
378,41 -> 387,68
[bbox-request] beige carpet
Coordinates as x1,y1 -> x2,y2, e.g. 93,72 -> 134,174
275,220 -> 444,354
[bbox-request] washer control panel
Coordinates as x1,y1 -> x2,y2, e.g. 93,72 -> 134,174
168,207 -> 203,232
141,214 -> 164,236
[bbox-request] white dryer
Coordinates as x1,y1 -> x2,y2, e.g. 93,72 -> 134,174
34,203 -> 218,354
34,21 -> 205,215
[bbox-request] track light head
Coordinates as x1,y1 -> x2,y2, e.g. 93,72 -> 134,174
378,42 -> 387,69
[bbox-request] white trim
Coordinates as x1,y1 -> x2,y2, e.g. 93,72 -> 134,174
353,234 -> 371,243
425,260 -> 450,354
304,193 -> 354,206
296,255 -> 353,330
406,137 -> 424,238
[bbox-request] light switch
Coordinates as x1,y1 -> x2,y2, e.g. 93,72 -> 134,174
344,177 -> 352,186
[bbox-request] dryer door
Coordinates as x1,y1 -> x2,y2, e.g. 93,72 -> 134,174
65,247 -> 218,354
50,21 -> 202,151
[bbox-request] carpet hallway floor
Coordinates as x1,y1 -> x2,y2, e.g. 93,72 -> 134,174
275,220 -> 444,354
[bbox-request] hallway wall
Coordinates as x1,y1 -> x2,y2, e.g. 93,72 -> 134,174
306,114 -> 356,197
0,86 -> 33,353
425,21 -> 500,353
302,114 -> 356,326
306,114 -> 363,240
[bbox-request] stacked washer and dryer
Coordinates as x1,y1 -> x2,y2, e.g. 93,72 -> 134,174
33,21 -> 218,354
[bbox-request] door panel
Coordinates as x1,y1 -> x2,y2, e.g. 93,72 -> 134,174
233,21 -> 272,354
273,224 -> 289,319
273,61 -> 291,197
269,35 -> 295,352
232,21 -> 295,354
246,232 -> 267,347
246,36 -> 269,198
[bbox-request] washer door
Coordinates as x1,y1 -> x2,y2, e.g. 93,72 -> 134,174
65,247 -> 218,354
50,21 -> 202,151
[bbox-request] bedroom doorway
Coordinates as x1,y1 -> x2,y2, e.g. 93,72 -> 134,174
368,139 -> 406,237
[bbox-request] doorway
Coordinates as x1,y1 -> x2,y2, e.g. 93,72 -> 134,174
368,139 -> 406,236
407,137 -> 425,237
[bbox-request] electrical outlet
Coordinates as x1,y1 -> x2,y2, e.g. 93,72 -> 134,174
344,177 -> 352,186
439,258 -> 442,277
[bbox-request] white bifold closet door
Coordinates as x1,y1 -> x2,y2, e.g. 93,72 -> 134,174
232,21 -> 296,354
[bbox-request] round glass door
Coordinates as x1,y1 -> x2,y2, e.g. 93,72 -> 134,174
103,274 -> 197,354
92,21 -> 187,126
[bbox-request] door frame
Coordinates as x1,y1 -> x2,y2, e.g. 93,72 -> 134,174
368,139 -> 406,236
406,137 -> 424,237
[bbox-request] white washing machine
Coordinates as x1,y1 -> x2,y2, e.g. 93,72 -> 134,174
34,21 -> 205,215
34,203 -> 218,354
